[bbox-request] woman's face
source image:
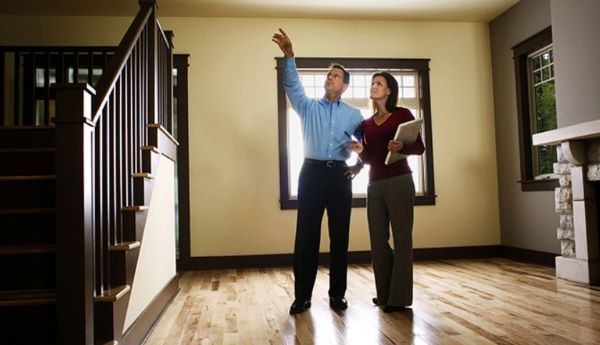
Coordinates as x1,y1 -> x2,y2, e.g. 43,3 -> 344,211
370,75 -> 389,101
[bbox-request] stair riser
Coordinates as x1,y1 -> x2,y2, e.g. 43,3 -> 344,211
122,210 -> 148,242
110,249 -> 140,287
0,128 -> 55,149
148,126 -> 176,161
0,179 -> 55,209
0,304 -> 56,344
134,177 -> 154,206
0,253 -> 56,290
142,149 -> 160,175
0,127 -> 57,344
95,294 -> 129,343
0,212 -> 55,246
0,151 -> 55,176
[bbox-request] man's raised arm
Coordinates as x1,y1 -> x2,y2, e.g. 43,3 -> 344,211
271,28 -> 312,115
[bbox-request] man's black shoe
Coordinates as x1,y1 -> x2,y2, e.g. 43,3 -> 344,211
372,297 -> 378,305
289,300 -> 311,314
329,296 -> 348,310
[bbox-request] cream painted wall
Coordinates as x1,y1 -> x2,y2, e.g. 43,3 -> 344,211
160,17 -> 501,256
0,14 -> 501,257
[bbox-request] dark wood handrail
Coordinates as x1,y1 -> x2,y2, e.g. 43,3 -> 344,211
157,20 -> 172,49
91,3 -> 153,123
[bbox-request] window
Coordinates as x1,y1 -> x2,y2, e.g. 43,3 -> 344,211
276,57 -> 436,209
513,27 -> 559,191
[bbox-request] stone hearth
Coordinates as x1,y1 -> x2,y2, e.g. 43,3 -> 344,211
533,119 -> 600,285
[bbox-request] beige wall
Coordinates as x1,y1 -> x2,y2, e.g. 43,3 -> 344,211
0,15 -> 501,257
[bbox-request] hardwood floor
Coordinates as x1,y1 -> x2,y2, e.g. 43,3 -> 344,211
144,259 -> 600,345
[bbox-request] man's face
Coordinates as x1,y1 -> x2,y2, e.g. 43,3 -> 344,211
324,67 -> 348,95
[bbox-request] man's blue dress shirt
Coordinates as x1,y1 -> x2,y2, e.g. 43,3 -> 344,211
283,57 -> 363,161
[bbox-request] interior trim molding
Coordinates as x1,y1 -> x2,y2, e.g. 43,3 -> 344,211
177,245 -> 557,270
120,275 -> 179,345
499,246 -> 557,267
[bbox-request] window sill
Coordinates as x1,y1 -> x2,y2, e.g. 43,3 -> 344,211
280,195 -> 436,210
518,178 -> 559,191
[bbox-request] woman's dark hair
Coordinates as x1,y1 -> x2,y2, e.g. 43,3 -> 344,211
372,71 -> 399,113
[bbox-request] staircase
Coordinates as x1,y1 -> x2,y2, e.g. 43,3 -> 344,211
0,126 -> 57,344
90,141 -> 164,344
0,0 -> 179,343
0,125 -> 173,345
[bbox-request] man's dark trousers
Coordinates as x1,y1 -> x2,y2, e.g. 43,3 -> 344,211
293,159 -> 352,301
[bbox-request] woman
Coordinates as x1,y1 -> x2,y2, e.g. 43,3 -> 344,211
355,72 -> 425,312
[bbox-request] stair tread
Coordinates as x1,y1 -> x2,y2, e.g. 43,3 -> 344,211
0,175 -> 56,181
148,123 -> 180,146
109,241 -> 141,251
0,244 -> 56,255
0,289 -> 56,306
0,127 -> 55,132
132,172 -> 155,179
142,145 -> 161,154
95,285 -> 130,302
122,205 -> 149,212
0,126 -> 55,129
0,147 -> 55,153
0,208 -> 56,215
0,289 -> 56,300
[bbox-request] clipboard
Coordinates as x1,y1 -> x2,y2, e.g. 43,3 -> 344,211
384,118 -> 424,165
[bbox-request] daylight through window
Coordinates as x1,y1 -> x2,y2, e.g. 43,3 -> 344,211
288,69 -> 424,198
276,57 -> 435,209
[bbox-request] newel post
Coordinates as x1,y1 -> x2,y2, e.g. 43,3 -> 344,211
54,83 -> 97,345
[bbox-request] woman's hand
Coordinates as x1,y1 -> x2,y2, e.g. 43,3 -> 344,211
347,141 -> 363,154
388,140 -> 404,152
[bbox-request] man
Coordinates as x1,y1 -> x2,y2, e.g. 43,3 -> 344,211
272,28 -> 364,314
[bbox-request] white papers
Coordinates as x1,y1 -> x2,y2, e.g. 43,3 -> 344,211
384,118 -> 424,165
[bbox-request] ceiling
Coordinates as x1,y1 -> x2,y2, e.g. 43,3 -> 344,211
0,0 -> 519,22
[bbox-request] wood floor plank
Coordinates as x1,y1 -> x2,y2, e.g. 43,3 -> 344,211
145,259 -> 600,344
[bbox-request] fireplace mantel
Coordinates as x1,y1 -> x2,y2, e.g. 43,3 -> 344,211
533,118 -> 600,285
533,119 -> 600,146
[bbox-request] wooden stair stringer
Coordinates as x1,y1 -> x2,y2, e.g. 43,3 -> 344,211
95,141 -> 165,344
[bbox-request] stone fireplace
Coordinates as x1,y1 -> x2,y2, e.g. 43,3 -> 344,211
533,119 -> 600,285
